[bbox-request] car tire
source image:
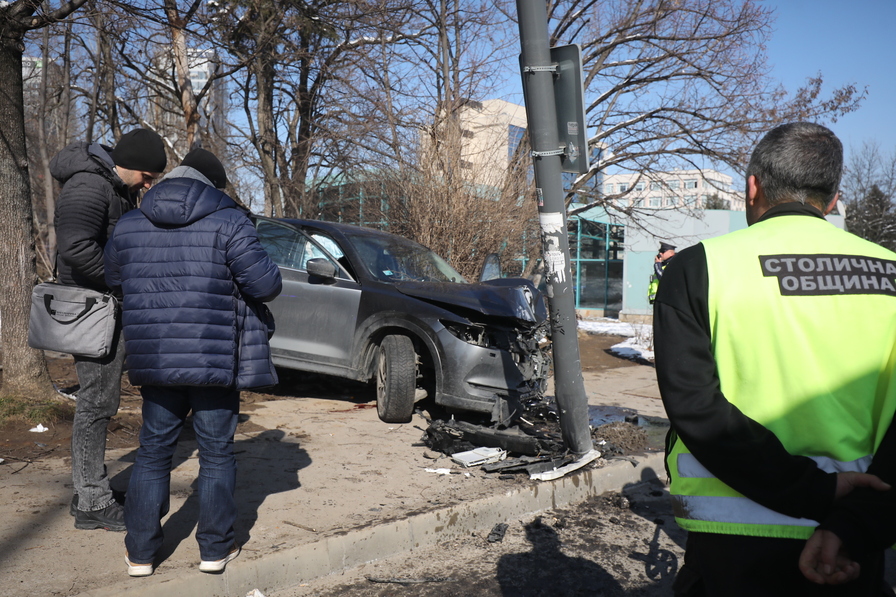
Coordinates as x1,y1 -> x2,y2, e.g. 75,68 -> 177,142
376,335 -> 416,423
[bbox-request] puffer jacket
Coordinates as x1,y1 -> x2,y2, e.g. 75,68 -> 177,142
51,142 -> 135,290
104,169 -> 282,389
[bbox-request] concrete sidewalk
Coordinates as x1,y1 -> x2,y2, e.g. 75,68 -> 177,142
0,365 -> 666,597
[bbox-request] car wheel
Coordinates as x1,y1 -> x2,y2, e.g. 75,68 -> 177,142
376,335 -> 416,423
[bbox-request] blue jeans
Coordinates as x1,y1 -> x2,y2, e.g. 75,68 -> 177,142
72,331 -> 125,511
124,385 -> 239,563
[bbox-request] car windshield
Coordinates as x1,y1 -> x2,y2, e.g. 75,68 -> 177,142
347,233 -> 466,284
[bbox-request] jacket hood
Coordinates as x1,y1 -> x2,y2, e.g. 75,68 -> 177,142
50,141 -> 117,185
395,278 -> 547,325
139,176 -> 238,227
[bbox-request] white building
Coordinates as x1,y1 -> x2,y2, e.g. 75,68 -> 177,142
455,98 -> 528,187
601,169 -> 745,211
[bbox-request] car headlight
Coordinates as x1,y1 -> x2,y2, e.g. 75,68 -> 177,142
441,320 -> 489,347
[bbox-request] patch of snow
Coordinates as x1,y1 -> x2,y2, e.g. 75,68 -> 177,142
578,318 -> 654,362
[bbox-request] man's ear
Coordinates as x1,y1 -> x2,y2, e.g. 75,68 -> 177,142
823,192 -> 840,216
747,175 -> 761,204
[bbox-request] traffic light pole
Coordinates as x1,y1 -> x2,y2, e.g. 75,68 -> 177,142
516,0 -> 592,455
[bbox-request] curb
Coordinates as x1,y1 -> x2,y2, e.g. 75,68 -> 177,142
76,451 -> 666,597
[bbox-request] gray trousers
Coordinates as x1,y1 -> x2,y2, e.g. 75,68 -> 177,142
72,331 -> 125,511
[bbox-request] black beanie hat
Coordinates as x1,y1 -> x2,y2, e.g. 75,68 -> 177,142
111,129 -> 167,173
181,148 -> 228,189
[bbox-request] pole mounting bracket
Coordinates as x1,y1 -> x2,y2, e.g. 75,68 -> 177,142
523,64 -> 559,74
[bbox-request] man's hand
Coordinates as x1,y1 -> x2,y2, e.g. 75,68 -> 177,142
799,529 -> 859,585
835,472 -> 891,499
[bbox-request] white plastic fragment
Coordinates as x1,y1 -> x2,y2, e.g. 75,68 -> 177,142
246,590 -> 266,597
450,447 -> 507,468
29,424 -> 48,433
530,449 -> 602,481
425,468 -> 454,475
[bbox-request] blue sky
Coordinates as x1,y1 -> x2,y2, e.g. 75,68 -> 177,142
764,0 -> 896,156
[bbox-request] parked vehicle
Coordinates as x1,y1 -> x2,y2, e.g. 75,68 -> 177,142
252,216 -> 550,423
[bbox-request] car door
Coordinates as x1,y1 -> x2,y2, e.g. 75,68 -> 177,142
255,220 -> 362,376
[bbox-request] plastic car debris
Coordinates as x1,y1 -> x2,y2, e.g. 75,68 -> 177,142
450,447 -> 507,468
487,522 -> 509,543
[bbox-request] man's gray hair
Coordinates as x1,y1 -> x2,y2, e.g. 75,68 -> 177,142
746,122 -> 843,209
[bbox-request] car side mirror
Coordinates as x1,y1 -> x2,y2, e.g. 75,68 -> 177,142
306,258 -> 338,280
479,253 -> 502,282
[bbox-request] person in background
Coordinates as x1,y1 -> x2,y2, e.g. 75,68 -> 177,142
104,148 -> 282,577
647,242 -> 676,304
52,128 -> 167,532
654,122 -> 896,596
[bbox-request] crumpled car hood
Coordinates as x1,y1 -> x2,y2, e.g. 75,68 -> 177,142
394,278 -> 547,324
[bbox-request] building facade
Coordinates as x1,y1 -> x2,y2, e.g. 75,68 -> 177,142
601,169 -> 745,211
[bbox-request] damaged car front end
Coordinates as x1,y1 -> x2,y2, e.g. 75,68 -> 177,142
407,282 -> 551,422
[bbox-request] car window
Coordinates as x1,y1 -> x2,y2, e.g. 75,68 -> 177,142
256,220 -> 307,270
347,234 -> 466,283
300,231 -> 356,280
301,233 -> 342,267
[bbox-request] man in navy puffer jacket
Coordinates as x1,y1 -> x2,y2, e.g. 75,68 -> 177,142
104,148 -> 282,577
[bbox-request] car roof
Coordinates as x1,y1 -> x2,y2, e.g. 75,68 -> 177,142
259,216 -> 422,245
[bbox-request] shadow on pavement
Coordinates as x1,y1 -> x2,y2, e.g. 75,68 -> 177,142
110,427 -> 310,565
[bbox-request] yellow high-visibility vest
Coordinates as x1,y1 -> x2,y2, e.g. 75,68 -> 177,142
668,214 -> 896,538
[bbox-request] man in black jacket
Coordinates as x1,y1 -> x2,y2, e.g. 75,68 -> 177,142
51,128 -> 167,531
654,123 -> 896,595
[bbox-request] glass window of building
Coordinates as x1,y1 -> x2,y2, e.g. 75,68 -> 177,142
604,183 -> 614,194
650,182 -> 662,191
508,124 -> 526,159
667,180 -> 679,190
635,182 -> 645,191
649,196 -> 662,207
684,194 -> 697,205
685,179 -> 698,189
618,183 -> 629,192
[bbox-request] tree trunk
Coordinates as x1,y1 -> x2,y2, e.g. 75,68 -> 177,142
38,26 -> 57,265
165,1 -> 200,150
252,58 -> 282,217
0,40 -> 58,401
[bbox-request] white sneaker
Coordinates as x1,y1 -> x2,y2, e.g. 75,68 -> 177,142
199,544 -> 240,573
125,552 -> 154,577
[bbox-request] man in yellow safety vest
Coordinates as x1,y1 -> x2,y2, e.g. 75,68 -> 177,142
654,122 -> 896,596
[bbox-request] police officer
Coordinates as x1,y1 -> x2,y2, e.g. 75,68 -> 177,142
647,242 -> 676,304
654,122 -> 896,596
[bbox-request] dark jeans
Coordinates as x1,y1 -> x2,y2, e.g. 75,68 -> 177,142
674,531 -> 893,597
72,331 -> 125,511
124,385 -> 239,563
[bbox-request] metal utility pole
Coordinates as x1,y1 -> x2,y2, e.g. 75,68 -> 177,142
516,0 -> 592,455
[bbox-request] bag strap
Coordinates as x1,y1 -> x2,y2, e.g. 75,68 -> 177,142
44,293 -> 97,320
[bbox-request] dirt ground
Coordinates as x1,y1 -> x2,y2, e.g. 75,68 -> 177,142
0,330 -> 643,465
269,475 -> 684,597
0,331 -> 666,597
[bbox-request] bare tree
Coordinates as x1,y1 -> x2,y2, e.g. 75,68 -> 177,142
843,142 -> 896,251
0,0 -> 88,401
543,0 -> 866,214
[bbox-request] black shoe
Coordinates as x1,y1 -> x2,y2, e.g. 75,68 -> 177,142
71,491 -> 126,516
74,501 -> 126,532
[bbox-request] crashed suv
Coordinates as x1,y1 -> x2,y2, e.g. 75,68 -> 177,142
253,217 -> 550,423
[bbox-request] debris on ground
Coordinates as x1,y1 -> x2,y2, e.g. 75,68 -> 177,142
487,522 -> 509,543
450,447 -> 506,468
366,576 -> 457,585
420,392 -> 653,481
